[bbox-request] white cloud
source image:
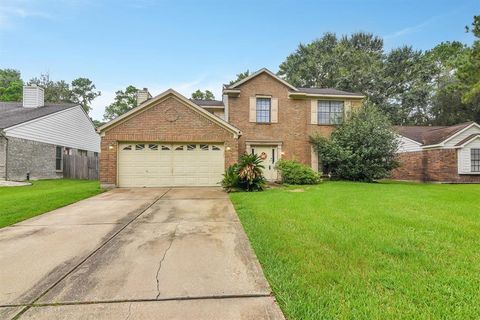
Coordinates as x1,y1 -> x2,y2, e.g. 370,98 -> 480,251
0,2 -> 52,30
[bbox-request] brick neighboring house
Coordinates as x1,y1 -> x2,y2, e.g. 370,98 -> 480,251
0,86 -> 100,181
98,68 -> 364,188
392,122 -> 480,183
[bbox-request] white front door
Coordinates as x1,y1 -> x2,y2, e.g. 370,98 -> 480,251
252,146 -> 278,181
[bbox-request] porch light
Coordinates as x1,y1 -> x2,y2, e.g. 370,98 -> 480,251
108,144 -> 115,150
281,151 -> 285,156
226,147 -> 231,151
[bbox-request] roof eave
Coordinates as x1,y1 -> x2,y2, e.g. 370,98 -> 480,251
288,92 -> 365,99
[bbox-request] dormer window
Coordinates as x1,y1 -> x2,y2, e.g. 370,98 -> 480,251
318,100 -> 344,125
256,98 -> 271,123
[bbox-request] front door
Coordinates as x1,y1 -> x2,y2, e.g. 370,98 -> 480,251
252,146 -> 278,181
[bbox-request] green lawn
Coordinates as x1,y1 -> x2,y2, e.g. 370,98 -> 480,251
0,179 -> 102,228
230,181 -> 480,319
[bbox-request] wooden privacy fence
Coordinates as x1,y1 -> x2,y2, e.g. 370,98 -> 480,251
63,154 -> 99,180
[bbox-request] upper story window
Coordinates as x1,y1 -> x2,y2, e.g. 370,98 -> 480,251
318,100 -> 344,125
256,98 -> 271,123
471,149 -> 480,172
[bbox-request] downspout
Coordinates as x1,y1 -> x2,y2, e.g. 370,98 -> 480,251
0,130 -> 8,181
222,93 -> 229,122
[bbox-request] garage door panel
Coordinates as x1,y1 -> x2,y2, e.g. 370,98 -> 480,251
118,143 -> 224,187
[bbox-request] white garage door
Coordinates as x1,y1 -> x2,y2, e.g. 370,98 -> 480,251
118,143 -> 224,187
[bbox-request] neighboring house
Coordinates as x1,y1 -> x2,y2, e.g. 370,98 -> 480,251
98,68 -> 364,188
392,122 -> 480,183
0,86 -> 100,181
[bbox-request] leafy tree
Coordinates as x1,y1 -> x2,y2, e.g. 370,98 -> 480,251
191,89 -> 215,100
103,85 -> 138,121
71,78 -> 101,113
0,69 -> 23,101
278,32 -> 436,125
425,41 -> 477,124
229,70 -> 250,85
310,103 -> 399,182
28,73 -> 73,103
91,119 -> 105,128
457,15 -> 480,105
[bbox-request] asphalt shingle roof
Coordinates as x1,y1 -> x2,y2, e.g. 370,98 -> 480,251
295,87 -> 363,96
394,122 -> 474,146
0,102 -> 77,129
190,99 -> 224,107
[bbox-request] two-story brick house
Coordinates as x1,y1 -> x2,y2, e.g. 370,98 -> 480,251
98,68 -> 363,188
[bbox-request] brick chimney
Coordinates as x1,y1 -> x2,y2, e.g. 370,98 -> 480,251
23,85 -> 45,108
136,88 -> 152,106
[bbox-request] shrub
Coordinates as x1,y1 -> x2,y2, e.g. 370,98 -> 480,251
221,164 -> 239,192
220,154 -> 266,192
275,159 -> 320,185
310,103 -> 399,182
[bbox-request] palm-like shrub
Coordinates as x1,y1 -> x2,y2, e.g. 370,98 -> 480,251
220,154 -> 266,192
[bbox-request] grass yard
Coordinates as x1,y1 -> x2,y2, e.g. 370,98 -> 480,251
0,179 -> 102,228
230,181 -> 480,319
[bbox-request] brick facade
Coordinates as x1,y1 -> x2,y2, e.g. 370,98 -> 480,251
227,73 -> 361,167
391,149 -> 480,183
4,136 -> 61,181
100,95 -> 239,187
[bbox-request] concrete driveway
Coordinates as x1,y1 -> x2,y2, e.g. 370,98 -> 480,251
0,188 -> 284,319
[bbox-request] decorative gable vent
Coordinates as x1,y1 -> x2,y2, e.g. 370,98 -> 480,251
23,85 -> 45,108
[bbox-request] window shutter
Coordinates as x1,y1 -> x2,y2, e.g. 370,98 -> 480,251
344,100 -> 352,119
310,100 -> 318,124
249,97 -> 256,122
271,98 -> 278,123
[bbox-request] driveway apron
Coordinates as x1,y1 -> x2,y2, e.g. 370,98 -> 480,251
0,187 -> 284,319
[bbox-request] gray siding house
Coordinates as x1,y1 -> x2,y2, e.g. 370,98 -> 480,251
0,86 -> 100,181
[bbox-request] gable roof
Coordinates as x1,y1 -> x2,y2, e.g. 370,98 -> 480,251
0,102 -> 78,129
226,68 -> 364,98
98,89 -> 241,136
455,133 -> 480,147
227,68 -> 299,91
394,122 -> 476,146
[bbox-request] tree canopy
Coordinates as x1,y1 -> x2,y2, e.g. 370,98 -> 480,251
229,70 -> 250,85
0,69 -> 23,101
278,17 -> 480,125
103,85 -> 138,121
191,89 -> 215,100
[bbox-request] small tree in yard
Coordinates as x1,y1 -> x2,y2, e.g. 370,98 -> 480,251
310,103 -> 399,182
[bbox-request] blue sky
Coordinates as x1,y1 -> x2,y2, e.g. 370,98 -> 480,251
0,0 -> 478,120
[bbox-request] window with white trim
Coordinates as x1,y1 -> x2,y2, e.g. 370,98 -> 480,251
55,146 -> 63,171
256,98 -> 271,123
318,100 -> 344,125
471,149 -> 480,172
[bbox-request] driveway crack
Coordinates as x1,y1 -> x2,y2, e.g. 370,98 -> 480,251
155,224 -> 178,299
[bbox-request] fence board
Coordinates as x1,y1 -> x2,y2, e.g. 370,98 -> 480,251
63,154 -> 99,180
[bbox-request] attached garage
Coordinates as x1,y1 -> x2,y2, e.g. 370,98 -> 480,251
118,142 -> 224,187
98,89 -> 241,189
